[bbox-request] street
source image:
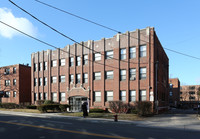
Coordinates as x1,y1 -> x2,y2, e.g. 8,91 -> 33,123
0,111 -> 200,139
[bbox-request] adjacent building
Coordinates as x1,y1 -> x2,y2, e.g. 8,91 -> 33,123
169,78 -> 180,107
31,27 -> 169,112
180,85 -> 200,108
0,64 -> 31,104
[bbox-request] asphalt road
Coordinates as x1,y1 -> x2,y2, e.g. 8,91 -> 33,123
0,113 -> 200,139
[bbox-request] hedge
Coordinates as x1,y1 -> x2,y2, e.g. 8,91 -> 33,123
0,103 -> 19,109
89,108 -> 105,113
37,104 -> 70,113
26,105 -> 37,109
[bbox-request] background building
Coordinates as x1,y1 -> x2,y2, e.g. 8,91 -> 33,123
180,85 -> 200,108
31,27 -> 169,112
169,78 -> 180,107
0,64 -> 31,104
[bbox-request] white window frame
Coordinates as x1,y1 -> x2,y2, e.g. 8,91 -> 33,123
76,56 -> 81,66
44,77 -> 47,86
83,55 -> 88,65
39,63 -> 42,71
13,67 -> 16,74
140,67 -> 146,79
34,78 -> 37,86
120,69 -> 126,81
51,76 -> 57,83
70,74 -> 74,83
70,57 -> 74,67
120,48 -> 126,60
44,62 -> 47,70
130,47 -> 136,59
106,71 -> 113,79
130,68 -> 136,80
130,90 -> 136,102
140,45 -> 147,57
52,60 -> 57,67
106,91 -> 113,101
52,92 -> 57,102
13,79 -> 16,85
76,74 -> 81,84
60,75 -> 65,83
94,72 -> 101,80
94,53 -> 101,61
120,91 -> 126,101
106,50 -> 113,59
34,63 -> 37,72
39,78 -> 42,86
60,59 -> 65,66
140,90 -> 146,101
13,91 -> 16,97
83,73 -> 88,83
5,80 -> 10,86
60,92 -> 66,102
94,91 -> 101,102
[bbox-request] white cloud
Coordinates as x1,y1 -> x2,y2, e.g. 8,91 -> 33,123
0,7 -> 38,39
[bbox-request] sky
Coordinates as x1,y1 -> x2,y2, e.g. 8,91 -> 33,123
0,0 -> 200,85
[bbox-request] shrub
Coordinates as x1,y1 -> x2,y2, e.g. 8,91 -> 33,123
109,101 -> 130,113
26,105 -> 37,109
135,101 -> 152,116
36,100 -> 45,106
90,108 -> 105,113
0,103 -> 19,109
59,104 -> 70,112
37,104 -> 61,113
44,100 -> 54,105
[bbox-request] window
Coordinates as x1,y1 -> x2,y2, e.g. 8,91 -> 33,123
52,93 -> 57,102
130,90 -> 136,102
44,62 -> 47,70
51,76 -> 57,83
180,92 -> 182,94
106,51 -> 113,59
120,91 -> 126,101
169,92 -> 173,96
70,57 -> 74,67
76,74 -> 81,84
52,60 -> 57,67
189,96 -> 195,100
76,56 -> 81,66
4,68 -> 10,75
106,91 -> 113,101
120,48 -> 126,60
34,63 -> 37,72
39,93 -> 42,100
94,53 -> 101,61
140,67 -> 146,79
83,73 -> 88,83
39,78 -> 42,86
120,69 -> 126,81
5,80 -> 10,86
130,47 -> 136,59
189,86 -> 195,90
13,67 -> 16,74
13,91 -> 16,97
105,71 -> 113,79
170,84 -> 173,88
94,72 -> 101,80
34,78 -> 37,86
5,92 -> 10,98
39,63 -> 42,71
94,91 -> 101,102
44,93 -> 47,100
34,93 -> 37,101
44,77 -> 47,86
140,90 -> 146,101
140,45 -> 146,57
83,55 -> 88,65
70,74 -> 74,83
60,59 -> 65,66
60,92 -> 65,102
130,68 -> 136,80
13,79 -> 16,86
60,75 -> 65,83
189,91 -> 195,95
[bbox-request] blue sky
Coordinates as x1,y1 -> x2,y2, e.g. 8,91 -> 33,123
0,0 -> 200,85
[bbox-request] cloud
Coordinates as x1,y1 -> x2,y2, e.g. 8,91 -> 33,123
0,7 -> 38,39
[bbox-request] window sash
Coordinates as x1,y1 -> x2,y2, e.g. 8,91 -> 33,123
130,90 -> 136,102
94,53 -> 101,61
83,55 -> 88,65
34,64 -> 37,71
76,74 -> 81,83
60,59 -> 65,66
44,62 -> 47,70
76,56 -> 81,66
13,67 -> 16,73
39,78 -> 42,86
120,91 -> 126,101
120,49 -> 126,60
13,79 -> 16,85
5,92 -> 10,97
39,63 -> 42,71
106,71 -> 113,79
34,78 -> 37,86
130,69 -> 136,80
44,93 -> 47,100
70,57 -> 74,66
140,90 -> 146,101
106,51 -> 113,59
44,77 -> 47,86
120,70 -> 126,80
130,47 -> 136,59
95,92 -> 101,102
52,77 -> 57,83
140,68 -> 146,79
60,92 -> 66,102
106,91 -> 113,101
52,93 -> 57,102
60,76 -> 65,83
94,72 -> 101,80
13,91 -> 16,97
52,60 -> 57,67
140,45 -> 147,57
83,73 -> 88,83
70,75 -> 74,83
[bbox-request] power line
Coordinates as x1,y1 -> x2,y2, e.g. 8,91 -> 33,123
0,20 -> 119,69
34,0 -> 200,61
9,0 -> 148,65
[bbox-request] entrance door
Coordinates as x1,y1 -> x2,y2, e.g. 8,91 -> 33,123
69,96 -> 88,112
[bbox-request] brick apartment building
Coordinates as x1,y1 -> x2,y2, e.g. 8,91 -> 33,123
180,85 -> 200,108
169,78 -> 180,107
31,27 -> 169,112
0,64 -> 31,104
